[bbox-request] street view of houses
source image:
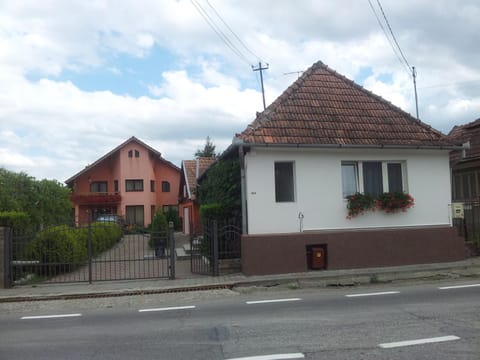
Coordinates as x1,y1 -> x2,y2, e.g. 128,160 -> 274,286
0,1 -> 479,359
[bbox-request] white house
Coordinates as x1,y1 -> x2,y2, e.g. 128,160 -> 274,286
224,61 -> 466,275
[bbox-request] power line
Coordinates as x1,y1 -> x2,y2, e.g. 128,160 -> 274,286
190,0 -> 251,65
368,0 -> 419,119
205,0 -> 264,63
376,0 -> 411,70
367,0 -> 409,76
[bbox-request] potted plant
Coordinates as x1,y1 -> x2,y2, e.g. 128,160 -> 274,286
346,192 -> 415,218
346,192 -> 376,219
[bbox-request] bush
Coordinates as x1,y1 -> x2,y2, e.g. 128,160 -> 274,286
0,211 -> 30,232
200,203 -> 225,222
27,225 -> 88,265
27,222 -> 122,275
149,210 -> 168,255
164,207 -> 181,231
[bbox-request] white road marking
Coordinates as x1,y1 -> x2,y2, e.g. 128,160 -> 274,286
345,291 -> 400,298
138,305 -> 196,313
246,298 -> 302,305
379,335 -> 460,349
21,313 -> 82,320
226,353 -> 305,360
438,283 -> 480,290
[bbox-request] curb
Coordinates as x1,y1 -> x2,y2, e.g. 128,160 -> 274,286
1,261 -> 480,303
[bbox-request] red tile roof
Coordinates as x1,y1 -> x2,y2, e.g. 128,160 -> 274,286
65,136 -> 179,184
236,61 -> 456,148
182,157 -> 216,199
448,118 -> 480,165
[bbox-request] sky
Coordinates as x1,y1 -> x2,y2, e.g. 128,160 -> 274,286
1,0 -> 479,182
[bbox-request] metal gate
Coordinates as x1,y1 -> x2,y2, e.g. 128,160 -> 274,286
8,221 -> 175,286
191,219 -> 241,276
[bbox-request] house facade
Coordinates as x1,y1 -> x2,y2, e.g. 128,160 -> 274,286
448,118 -> 480,202
224,61 -> 466,275
178,157 -> 216,234
66,137 -> 180,227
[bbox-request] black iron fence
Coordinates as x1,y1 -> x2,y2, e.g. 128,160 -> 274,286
453,200 -> 480,243
7,220 -> 175,287
190,219 -> 241,276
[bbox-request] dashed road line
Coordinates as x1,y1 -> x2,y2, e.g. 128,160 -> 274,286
345,291 -> 400,298
226,353 -> 305,360
438,283 -> 480,290
246,298 -> 302,305
379,335 -> 460,349
21,313 -> 82,320
138,305 -> 196,313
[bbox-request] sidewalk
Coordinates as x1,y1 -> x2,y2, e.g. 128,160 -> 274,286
1,257 -> 480,302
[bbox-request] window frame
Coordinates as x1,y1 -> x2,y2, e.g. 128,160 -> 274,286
125,179 -> 144,192
341,160 -> 407,198
161,181 -> 170,193
274,161 -> 296,203
90,181 -> 108,193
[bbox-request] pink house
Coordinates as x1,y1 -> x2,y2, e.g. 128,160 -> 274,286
66,137 -> 180,227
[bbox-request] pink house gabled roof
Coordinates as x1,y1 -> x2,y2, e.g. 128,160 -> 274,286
65,136 -> 179,185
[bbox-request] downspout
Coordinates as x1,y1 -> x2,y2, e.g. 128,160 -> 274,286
239,145 -> 248,234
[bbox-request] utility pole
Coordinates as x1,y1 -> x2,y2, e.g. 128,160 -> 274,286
252,62 -> 269,110
412,66 -> 419,119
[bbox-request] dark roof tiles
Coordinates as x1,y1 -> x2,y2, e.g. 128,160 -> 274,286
236,61 -> 455,148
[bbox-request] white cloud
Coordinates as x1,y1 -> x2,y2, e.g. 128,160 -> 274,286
0,0 -> 479,181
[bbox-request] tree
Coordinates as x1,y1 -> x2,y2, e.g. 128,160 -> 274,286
195,136 -> 216,158
0,168 -> 71,231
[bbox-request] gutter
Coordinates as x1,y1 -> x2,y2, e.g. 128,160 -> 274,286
230,139 -> 464,151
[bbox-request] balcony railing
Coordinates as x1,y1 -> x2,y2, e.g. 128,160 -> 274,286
70,192 -> 122,205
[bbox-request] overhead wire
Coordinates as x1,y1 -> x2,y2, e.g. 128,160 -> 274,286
376,0 -> 411,69
190,0 -> 251,66
205,0 -> 264,63
367,0 -> 411,77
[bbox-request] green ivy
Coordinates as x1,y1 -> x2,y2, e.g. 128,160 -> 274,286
197,159 -> 241,222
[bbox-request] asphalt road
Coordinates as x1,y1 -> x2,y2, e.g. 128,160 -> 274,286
1,280 -> 479,359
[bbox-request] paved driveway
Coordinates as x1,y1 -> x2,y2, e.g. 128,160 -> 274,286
48,233 -> 197,283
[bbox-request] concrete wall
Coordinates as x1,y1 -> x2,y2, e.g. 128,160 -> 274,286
244,147 -> 453,234
241,226 -> 466,276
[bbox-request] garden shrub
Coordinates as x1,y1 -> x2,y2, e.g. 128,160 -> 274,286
149,210 -> 168,256
27,222 -> 122,275
0,211 -> 30,232
28,225 -> 88,264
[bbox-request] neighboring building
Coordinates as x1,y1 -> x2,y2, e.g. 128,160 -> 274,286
219,61 -> 465,275
66,137 -> 180,227
448,118 -> 480,202
178,157 -> 216,234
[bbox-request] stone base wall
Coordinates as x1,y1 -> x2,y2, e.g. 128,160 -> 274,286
241,226 -> 466,276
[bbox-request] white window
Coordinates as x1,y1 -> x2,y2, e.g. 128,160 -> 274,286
341,161 -> 407,198
274,161 -> 295,202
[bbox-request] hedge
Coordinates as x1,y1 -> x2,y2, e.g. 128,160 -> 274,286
26,222 -> 122,274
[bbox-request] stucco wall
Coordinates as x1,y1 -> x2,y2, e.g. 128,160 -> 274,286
244,147 -> 453,234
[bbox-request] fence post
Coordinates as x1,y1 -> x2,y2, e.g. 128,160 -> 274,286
0,227 -> 12,288
87,212 -> 93,284
168,221 -> 175,279
213,220 -> 219,276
